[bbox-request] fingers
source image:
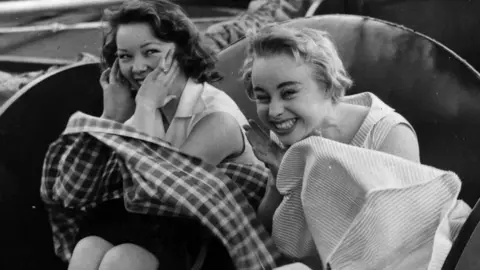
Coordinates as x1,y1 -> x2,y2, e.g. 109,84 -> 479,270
109,58 -> 119,83
243,120 -> 269,146
151,49 -> 171,78
165,48 -> 175,71
99,68 -> 110,89
116,66 -> 129,84
151,55 -> 166,78
244,128 -> 268,149
309,128 -> 323,137
247,119 -> 270,139
164,60 -> 179,84
152,48 -> 177,79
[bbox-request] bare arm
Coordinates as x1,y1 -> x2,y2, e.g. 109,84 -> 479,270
180,112 -> 244,166
377,124 -> 420,163
127,101 -> 164,137
257,174 -> 283,233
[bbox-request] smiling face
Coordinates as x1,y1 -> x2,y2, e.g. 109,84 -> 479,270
251,54 -> 333,146
115,22 -> 174,90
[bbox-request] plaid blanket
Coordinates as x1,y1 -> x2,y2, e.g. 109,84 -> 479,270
40,112 -> 281,270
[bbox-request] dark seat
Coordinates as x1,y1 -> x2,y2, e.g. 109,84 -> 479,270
0,63 -> 103,270
312,0 -> 480,72
442,199 -> 480,270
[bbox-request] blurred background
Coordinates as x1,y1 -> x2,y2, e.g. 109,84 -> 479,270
0,0 -> 249,59
1,0 -> 480,105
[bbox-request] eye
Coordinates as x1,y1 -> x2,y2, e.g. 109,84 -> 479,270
281,89 -> 297,100
144,49 -> 161,56
254,93 -> 271,104
116,53 -> 131,61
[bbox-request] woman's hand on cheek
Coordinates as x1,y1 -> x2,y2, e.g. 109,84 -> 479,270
244,119 -> 285,177
135,49 -> 179,108
100,59 -> 135,122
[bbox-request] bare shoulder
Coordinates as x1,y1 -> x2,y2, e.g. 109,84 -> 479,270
181,111 -> 244,165
377,123 -> 420,162
193,111 -> 242,134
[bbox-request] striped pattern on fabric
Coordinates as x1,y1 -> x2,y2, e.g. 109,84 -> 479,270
269,92 -> 469,269
268,92 -> 416,261
273,136 -> 470,269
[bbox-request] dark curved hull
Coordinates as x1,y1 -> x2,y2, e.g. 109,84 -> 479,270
315,0 -> 480,71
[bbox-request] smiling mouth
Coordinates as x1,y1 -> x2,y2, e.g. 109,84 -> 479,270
270,118 -> 297,133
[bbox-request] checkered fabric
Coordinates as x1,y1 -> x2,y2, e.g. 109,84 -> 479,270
40,112 -> 280,270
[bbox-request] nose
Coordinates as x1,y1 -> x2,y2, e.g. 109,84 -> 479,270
131,56 -> 149,74
268,100 -> 285,118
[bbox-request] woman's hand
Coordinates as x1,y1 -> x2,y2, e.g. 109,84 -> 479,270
135,49 -> 180,109
244,119 -> 285,178
99,59 -> 135,122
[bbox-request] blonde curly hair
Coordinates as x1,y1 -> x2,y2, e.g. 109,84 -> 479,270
240,25 -> 353,102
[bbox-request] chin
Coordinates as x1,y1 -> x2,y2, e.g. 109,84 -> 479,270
276,134 -> 299,147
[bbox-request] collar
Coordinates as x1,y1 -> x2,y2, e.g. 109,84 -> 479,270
173,78 -> 206,118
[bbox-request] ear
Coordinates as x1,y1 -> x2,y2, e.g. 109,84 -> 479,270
321,82 -> 337,101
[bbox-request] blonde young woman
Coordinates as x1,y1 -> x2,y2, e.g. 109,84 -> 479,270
241,25 -> 469,270
241,25 -> 420,233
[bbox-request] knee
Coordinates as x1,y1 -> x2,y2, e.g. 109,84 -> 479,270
74,236 -> 113,253
99,243 -> 158,270
69,236 -> 113,270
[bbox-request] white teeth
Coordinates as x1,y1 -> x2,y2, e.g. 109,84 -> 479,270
274,119 -> 296,130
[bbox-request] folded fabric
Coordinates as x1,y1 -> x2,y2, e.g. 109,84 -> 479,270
273,136 -> 471,270
40,112 -> 280,270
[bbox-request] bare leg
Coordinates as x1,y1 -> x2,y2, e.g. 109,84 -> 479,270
68,236 -> 114,270
99,243 -> 158,270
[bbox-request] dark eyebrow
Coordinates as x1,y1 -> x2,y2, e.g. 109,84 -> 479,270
117,41 -> 163,51
140,41 -> 164,48
253,86 -> 266,92
277,81 -> 300,89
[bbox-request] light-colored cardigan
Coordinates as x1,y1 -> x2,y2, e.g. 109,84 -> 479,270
272,92 -> 471,269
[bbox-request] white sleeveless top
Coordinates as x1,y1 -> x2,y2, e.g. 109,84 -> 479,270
125,78 -> 260,165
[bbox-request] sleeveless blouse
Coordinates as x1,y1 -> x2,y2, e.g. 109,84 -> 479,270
272,92 -> 417,261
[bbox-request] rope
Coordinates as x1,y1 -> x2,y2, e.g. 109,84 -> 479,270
305,0 -> 325,17
0,0 -> 123,16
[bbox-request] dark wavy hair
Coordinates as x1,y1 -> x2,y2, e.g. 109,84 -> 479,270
101,0 -> 221,83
